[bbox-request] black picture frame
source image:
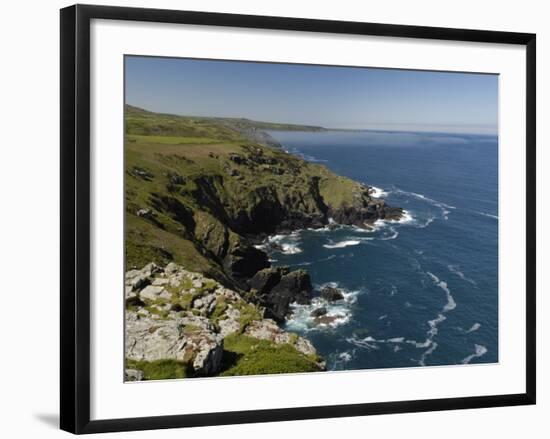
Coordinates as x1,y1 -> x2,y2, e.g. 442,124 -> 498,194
60,4 -> 536,434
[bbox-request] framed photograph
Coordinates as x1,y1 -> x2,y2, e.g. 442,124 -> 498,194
60,4 -> 536,434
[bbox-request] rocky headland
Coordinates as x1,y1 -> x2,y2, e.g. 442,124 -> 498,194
124,105 -> 403,379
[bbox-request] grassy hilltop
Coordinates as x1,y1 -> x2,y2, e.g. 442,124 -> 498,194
124,105 -> 402,379
125,105 -> 391,285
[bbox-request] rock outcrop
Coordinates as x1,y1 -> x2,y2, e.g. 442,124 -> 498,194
249,267 -> 313,322
125,311 -> 224,376
124,262 -> 324,379
320,285 -> 345,302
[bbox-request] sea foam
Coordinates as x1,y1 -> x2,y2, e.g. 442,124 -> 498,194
461,344 -> 488,364
323,240 -> 361,249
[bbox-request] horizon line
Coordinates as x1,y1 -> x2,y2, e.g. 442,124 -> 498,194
126,103 -> 498,137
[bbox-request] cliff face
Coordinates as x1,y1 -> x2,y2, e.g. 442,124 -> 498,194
124,105 -> 404,378
125,105 -> 402,290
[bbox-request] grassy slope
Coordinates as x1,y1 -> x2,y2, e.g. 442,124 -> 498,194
125,105 -> 363,282
123,106 -> 376,379
220,334 -> 321,376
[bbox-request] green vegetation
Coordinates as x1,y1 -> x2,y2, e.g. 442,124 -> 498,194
209,297 -> 228,327
220,334 -> 321,376
126,359 -> 189,380
235,303 -> 263,332
124,104 -> 366,286
127,134 -> 232,145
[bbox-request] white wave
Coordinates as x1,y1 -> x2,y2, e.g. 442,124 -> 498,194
307,225 -> 331,232
285,282 -> 360,332
427,272 -> 456,312
416,216 -> 435,229
347,336 -> 380,350
294,254 -> 337,267
347,334 -> 407,351
447,264 -> 477,286
475,211 -> 499,220
409,192 -> 456,210
404,272 -> 457,365
280,243 -> 302,254
378,314 -> 388,320
382,210 -> 414,226
323,239 -> 361,249
464,323 -> 481,333
395,189 -> 456,220
397,210 -> 414,224
387,337 -> 405,343
369,186 -> 389,198
380,228 -> 399,240
407,339 -> 432,349
461,344 -> 488,364
419,341 -> 439,366
262,231 -> 303,254
338,351 -> 353,362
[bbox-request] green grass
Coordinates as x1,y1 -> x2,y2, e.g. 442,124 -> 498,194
127,134 -> 230,145
126,359 -> 189,380
235,303 -> 263,332
124,104 -> 367,289
209,297 -> 228,327
220,334 -> 321,376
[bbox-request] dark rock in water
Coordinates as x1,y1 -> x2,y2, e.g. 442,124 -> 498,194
271,270 -> 312,305
310,307 -> 328,318
250,267 -> 312,322
320,286 -> 345,302
249,265 -> 289,293
314,314 -> 343,326
379,206 -> 404,221
328,200 -> 403,229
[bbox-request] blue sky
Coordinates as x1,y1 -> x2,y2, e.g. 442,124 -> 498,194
125,56 -> 498,134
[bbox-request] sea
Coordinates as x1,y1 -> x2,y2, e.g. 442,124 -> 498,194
265,129 -> 498,371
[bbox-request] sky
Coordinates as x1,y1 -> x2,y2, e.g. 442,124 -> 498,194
125,56 -> 498,135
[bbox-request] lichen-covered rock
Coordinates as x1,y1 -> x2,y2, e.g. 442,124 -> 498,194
244,319 -> 317,359
139,285 -> 171,301
125,311 -> 223,376
124,262 -> 324,378
218,307 -> 241,336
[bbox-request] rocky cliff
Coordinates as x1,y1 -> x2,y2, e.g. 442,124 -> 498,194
124,105 -> 403,378
125,262 -> 324,380
125,105 -> 402,286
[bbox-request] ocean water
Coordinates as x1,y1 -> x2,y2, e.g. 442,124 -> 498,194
266,130 -> 498,370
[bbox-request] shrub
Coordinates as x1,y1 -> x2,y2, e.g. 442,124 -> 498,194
220,334 -> 320,376
126,359 -> 189,380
